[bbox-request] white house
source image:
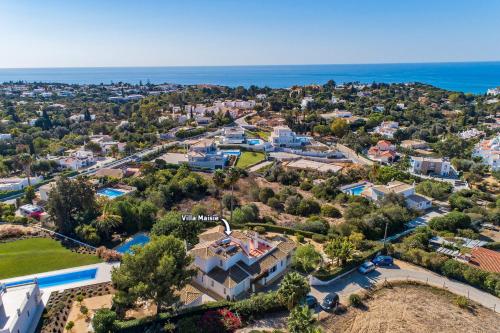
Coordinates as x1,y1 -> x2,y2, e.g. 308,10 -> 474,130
269,126 -> 307,148
0,283 -> 44,333
58,150 -> 95,170
188,139 -> 226,170
487,87 -> 500,96
374,121 -> 399,138
410,156 -> 451,176
222,127 -> 246,144
473,135 -> 500,171
301,96 -> 314,109
365,181 -> 432,211
0,134 -> 12,141
191,227 -> 296,300
0,176 -> 43,192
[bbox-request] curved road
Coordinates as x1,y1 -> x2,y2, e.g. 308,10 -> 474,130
310,260 -> 500,313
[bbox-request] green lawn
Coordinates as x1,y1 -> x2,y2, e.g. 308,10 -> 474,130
236,151 -> 266,169
0,238 -> 101,280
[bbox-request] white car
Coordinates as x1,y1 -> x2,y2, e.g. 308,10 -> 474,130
358,261 -> 376,274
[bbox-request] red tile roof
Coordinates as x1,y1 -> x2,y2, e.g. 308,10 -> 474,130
469,247 -> 500,273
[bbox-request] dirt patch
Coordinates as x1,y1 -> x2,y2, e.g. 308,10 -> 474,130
66,294 -> 113,333
322,284 -> 500,333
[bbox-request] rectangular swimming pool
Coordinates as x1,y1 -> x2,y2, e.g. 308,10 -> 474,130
247,139 -> 264,145
4,268 -> 98,289
97,187 -> 127,199
349,185 -> 366,196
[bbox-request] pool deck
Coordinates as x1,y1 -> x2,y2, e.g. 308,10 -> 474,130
0,262 -> 118,304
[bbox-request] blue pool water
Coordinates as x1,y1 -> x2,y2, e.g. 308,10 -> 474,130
4,268 -> 98,289
115,234 -> 151,254
349,186 -> 366,196
247,139 -> 264,145
97,188 -> 126,199
222,150 -> 241,157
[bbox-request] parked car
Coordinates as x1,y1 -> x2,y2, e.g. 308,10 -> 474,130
300,295 -> 318,309
320,293 -> 339,311
358,261 -> 376,274
372,255 -> 394,266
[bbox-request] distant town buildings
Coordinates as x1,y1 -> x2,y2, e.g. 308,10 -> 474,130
486,87 -> 500,96
458,128 -> 485,140
473,135 -> 500,171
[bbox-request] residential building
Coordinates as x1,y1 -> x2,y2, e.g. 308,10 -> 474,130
69,114 -> 96,122
0,176 -> 43,192
58,150 -> 95,170
367,140 -> 396,163
188,139 -> 226,170
0,134 -> 12,141
191,227 -> 296,299
473,135 -> 500,171
222,127 -> 246,144
0,283 -> 44,333
468,247 -> 500,273
365,181 -> 432,210
373,121 -> 399,138
487,87 -> 500,96
301,96 -> 314,109
410,156 -> 451,176
269,126 -> 307,148
195,116 -> 211,126
459,128 -> 485,140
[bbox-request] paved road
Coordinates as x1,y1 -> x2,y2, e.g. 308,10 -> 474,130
310,260 -> 500,313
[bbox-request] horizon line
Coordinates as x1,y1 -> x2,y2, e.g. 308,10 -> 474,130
1,59 -> 500,70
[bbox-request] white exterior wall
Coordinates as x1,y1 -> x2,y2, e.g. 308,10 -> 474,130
195,270 -> 250,299
0,284 -> 43,333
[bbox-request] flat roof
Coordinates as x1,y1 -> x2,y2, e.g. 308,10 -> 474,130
1,284 -> 37,330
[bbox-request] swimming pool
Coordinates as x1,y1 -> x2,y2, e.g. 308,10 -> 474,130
4,268 -> 98,289
222,150 -> 241,157
115,233 -> 150,254
348,185 -> 365,196
97,188 -> 127,199
247,138 -> 264,145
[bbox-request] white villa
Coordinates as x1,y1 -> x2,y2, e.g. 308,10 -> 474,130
269,126 -> 307,148
57,150 -> 95,170
191,227 -> 296,300
0,176 -> 43,192
473,135 -> 500,171
0,283 -> 43,333
373,121 -> 399,138
410,156 -> 451,176
364,181 -> 432,211
301,96 -> 314,109
222,127 -> 246,144
188,139 -> 226,170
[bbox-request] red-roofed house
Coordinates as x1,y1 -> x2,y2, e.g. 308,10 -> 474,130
469,247 -> 500,273
368,140 -> 396,163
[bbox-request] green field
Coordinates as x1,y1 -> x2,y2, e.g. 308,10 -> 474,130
236,151 -> 266,169
0,238 -> 101,279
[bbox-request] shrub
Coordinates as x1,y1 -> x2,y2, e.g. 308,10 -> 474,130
258,187 -> 275,204
200,308 -> 242,333
96,246 -> 122,262
428,211 -> 471,232
232,204 -> 259,224
92,309 -> 117,333
454,295 -> 469,308
312,234 -> 328,243
176,316 -> 200,333
297,198 -> 321,217
267,197 -> 283,211
253,226 -> 266,234
348,294 -> 363,307
295,233 -> 305,243
321,204 -> 342,218
295,217 -> 329,235
285,195 -> 302,215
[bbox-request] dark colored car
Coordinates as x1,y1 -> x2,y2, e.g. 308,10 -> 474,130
372,255 -> 394,266
300,295 -> 318,309
320,293 -> 339,311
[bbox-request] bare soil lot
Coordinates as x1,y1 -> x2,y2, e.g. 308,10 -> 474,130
322,284 -> 500,333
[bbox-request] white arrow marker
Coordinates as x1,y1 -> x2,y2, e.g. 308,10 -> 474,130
221,218 -> 232,236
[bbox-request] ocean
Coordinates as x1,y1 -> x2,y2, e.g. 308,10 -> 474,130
0,62 -> 499,94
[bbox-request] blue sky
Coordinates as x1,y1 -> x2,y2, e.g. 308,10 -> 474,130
0,0 -> 499,68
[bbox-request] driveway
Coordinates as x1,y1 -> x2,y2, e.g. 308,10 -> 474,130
310,260 -> 500,313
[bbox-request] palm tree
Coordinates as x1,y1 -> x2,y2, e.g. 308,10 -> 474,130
94,214 -> 122,240
212,169 -> 226,217
325,237 -> 354,266
17,153 -> 33,186
225,167 -> 240,222
277,272 -> 310,310
287,305 -> 320,333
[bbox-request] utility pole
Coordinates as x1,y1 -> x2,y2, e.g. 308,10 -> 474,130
383,220 -> 389,251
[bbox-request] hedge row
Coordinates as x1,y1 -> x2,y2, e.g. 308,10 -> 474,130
114,291 -> 284,333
